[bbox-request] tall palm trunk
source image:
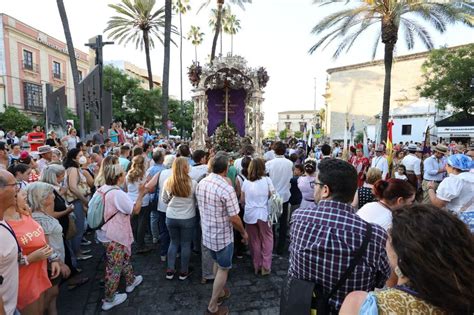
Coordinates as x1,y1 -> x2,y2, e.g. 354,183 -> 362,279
210,1 -> 224,63
179,12 -> 184,137
231,34 -> 233,55
56,0 -> 84,137
161,0 -> 172,136
380,18 -> 398,143
381,42 -> 394,143
143,30 -> 154,90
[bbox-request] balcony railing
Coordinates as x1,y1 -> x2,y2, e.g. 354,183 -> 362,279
22,61 -> 39,73
52,71 -> 65,81
24,102 -> 44,113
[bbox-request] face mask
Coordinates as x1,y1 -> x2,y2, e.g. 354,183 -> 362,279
78,156 -> 87,165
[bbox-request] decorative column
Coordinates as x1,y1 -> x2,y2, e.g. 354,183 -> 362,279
250,90 -> 264,156
191,88 -> 207,150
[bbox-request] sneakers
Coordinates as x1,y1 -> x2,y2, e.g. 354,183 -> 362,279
166,269 -> 175,280
179,268 -> 193,281
77,254 -> 93,261
81,238 -> 92,246
160,255 -> 166,262
102,293 -> 127,311
125,275 -> 143,293
81,249 -> 92,255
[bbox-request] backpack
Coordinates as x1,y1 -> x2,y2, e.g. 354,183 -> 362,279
87,187 -> 119,230
266,177 -> 283,226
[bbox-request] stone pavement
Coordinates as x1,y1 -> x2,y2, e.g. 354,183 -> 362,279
58,236 -> 289,315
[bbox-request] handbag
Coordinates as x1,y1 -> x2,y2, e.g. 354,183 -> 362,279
65,213 -> 77,240
266,177 -> 283,226
280,223 -> 373,315
66,168 -> 91,203
148,171 -> 162,212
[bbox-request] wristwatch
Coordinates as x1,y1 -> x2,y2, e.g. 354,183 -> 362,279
48,252 -> 60,263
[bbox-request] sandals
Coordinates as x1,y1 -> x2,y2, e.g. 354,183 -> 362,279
217,287 -> 231,305
67,276 -> 89,290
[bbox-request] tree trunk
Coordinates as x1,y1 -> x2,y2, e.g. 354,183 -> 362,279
231,34 -> 233,55
210,2 -> 223,63
381,42 -> 394,143
179,12 -> 184,137
143,30 -> 154,90
56,0 -> 84,137
195,46 -> 198,63
161,0 -> 172,136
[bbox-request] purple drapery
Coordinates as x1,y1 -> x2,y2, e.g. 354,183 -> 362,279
206,88 -> 246,136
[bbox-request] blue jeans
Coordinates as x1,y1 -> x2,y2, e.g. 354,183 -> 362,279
158,211 -> 170,257
166,217 -> 195,273
71,199 -> 85,256
150,208 -> 160,240
208,242 -> 234,269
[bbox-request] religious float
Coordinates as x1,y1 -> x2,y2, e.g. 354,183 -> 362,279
188,54 -> 269,154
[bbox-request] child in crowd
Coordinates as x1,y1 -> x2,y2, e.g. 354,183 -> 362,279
289,164 -> 304,217
395,164 -> 408,181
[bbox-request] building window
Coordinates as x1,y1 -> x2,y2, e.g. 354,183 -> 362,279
285,122 -> 291,130
23,50 -> 33,70
286,115 -> 290,120
299,122 -> 305,132
402,124 -> 412,135
52,61 -> 62,79
78,70 -> 83,81
23,82 -> 43,112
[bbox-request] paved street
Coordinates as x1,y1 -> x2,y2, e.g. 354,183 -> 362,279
58,236 -> 289,315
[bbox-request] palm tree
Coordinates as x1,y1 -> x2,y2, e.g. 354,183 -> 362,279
161,0 -> 173,136
105,0 -> 166,91
56,0 -> 84,137
199,0 -> 251,63
173,0 -> 191,137
310,0 -> 473,142
223,11 -> 241,55
187,26 -> 205,63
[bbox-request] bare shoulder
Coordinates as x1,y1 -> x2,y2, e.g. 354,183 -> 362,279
339,291 -> 368,315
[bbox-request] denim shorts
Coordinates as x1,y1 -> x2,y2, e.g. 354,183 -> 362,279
209,242 -> 234,269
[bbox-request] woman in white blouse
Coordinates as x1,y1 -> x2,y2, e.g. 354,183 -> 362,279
162,157 -> 197,281
240,158 -> 274,276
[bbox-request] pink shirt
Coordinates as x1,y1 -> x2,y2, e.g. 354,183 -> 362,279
96,186 -> 134,254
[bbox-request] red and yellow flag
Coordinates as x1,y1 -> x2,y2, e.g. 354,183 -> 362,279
386,120 -> 394,166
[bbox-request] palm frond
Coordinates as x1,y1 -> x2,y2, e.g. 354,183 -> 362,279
311,6 -> 373,35
400,17 -> 434,50
371,30 -> 381,60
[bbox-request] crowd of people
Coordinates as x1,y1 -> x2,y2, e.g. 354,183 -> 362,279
0,123 -> 473,315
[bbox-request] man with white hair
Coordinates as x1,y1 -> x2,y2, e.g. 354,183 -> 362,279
371,145 -> 389,180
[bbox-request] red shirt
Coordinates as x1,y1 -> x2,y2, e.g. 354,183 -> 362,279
352,156 -> 370,188
136,127 -> 144,136
27,132 -> 45,151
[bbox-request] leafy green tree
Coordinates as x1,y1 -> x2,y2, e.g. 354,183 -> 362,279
103,65 -> 161,129
0,106 -> 33,134
199,0 -> 251,63
187,26 -> 205,62
223,10 -> 241,55
310,1 -> 473,142
169,99 -> 194,136
279,129 -> 288,140
418,44 -> 474,114
105,0 -> 167,90
355,130 -> 364,143
267,129 -> 276,140
294,131 -> 303,139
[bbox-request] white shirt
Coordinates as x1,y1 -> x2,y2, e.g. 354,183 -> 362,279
65,136 -> 80,150
357,202 -> 392,231
31,212 -> 65,262
162,179 -> 197,220
157,169 -> 173,212
402,154 -> 421,175
126,177 -> 149,206
266,155 -> 293,202
242,177 -> 273,224
189,164 -> 208,182
371,155 -> 389,180
394,172 -> 408,181
264,150 -> 276,161
234,157 -> 244,175
0,220 -> 19,315
436,172 -> 474,213
423,155 -> 446,181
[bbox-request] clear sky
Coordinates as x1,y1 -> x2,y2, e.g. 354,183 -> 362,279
2,0 -> 472,129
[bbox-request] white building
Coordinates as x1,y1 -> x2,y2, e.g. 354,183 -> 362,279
374,98 -> 450,144
277,110 -> 318,134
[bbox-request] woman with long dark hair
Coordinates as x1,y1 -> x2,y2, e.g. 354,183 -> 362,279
341,204 -> 474,314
